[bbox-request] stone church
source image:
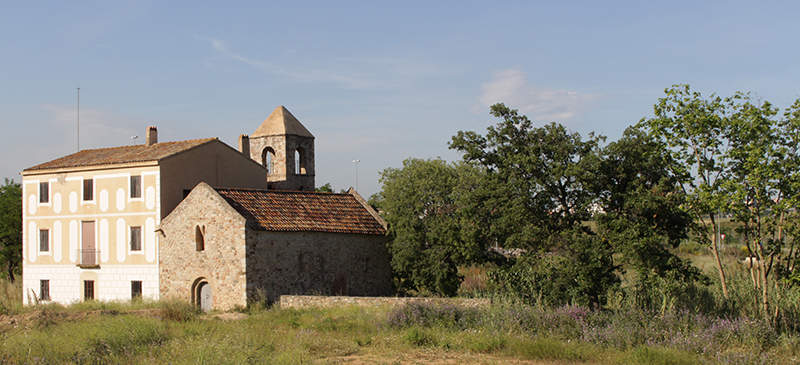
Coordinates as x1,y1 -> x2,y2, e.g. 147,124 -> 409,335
20,106 -> 392,310
159,106 -> 392,311
159,107 -> 392,311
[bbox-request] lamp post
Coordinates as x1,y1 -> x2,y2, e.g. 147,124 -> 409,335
352,159 -> 360,191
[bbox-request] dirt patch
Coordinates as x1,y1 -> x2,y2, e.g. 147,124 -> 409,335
317,348 -> 576,364
210,312 -> 248,321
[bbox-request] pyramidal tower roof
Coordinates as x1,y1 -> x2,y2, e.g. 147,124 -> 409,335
252,106 -> 314,138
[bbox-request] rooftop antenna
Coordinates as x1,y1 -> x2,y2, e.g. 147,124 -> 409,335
131,135 -> 139,145
76,87 -> 80,151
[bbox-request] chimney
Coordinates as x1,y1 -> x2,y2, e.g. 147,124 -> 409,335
146,126 -> 158,146
238,134 -> 250,157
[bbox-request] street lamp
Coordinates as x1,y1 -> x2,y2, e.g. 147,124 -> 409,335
352,159 -> 360,191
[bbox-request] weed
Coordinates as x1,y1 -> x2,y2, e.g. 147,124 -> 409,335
158,298 -> 198,322
403,327 -> 436,346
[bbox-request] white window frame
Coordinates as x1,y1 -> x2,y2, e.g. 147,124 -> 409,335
129,226 -> 144,254
81,178 -> 95,205
128,175 -> 143,202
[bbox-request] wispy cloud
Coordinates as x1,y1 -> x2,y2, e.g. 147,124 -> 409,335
199,36 -> 381,89
477,69 -> 600,122
198,36 -> 451,90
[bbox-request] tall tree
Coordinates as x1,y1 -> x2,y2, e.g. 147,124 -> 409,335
591,126 -> 702,312
449,103 -> 603,250
378,158 -> 484,296
723,94 -> 781,317
639,85 -> 735,298
451,104 -> 619,308
0,178 -> 22,282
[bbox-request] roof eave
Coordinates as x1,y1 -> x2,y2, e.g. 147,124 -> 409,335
21,160 -> 160,176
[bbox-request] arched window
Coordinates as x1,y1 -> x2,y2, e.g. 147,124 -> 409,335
295,147 -> 306,174
261,147 -> 275,174
195,225 -> 205,251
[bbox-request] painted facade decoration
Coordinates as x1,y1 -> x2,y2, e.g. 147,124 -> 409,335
20,106 -> 390,309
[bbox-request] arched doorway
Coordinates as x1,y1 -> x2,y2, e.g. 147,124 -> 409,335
191,278 -> 213,312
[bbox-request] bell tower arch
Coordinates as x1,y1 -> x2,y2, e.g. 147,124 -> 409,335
248,106 -> 315,191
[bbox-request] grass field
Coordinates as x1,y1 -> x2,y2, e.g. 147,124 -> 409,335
2,225 -> 799,364
0,278 -> 796,365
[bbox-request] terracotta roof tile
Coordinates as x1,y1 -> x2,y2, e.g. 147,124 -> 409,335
23,138 -> 216,172
216,188 -> 386,235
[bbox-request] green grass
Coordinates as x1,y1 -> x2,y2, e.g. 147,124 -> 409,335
2,295 -> 795,364
2,234 -> 799,365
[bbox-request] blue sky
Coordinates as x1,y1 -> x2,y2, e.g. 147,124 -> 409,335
2,1 -> 800,198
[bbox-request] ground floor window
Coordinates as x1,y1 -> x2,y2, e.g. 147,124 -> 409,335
131,281 -> 142,299
40,280 -> 50,301
84,280 -> 94,301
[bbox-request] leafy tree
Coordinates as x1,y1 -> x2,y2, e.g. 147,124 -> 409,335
451,104 -> 618,308
722,95 -> 800,325
590,126 -> 703,312
315,183 -> 334,193
0,178 -> 22,282
639,85 -> 736,298
378,158 -> 485,296
722,94 -> 782,318
775,100 -> 800,285
449,103 -> 603,250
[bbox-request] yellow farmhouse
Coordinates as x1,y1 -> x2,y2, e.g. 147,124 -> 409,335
20,125 -> 267,304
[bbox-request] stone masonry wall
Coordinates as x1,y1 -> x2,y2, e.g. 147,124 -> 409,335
159,184 -> 249,310
280,295 -> 491,309
249,134 -> 315,191
246,230 -> 392,303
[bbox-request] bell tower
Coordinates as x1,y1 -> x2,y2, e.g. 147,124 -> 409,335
248,106 -> 315,191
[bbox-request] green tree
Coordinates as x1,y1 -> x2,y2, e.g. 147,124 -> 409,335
451,104 -> 617,308
316,183 -> 334,193
0,178 -> 22,282
591,126 -> 703,312
378,158 -> 484,296
449,103 -> 603,250
639,85 -> 736,298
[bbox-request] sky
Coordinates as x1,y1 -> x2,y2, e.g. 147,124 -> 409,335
2,1 -> 800,198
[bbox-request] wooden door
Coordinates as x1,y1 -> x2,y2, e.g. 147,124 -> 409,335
199,282 -> 212,312
81,221 -> 96,265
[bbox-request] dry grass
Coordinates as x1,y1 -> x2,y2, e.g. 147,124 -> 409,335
0,278 -> 22,315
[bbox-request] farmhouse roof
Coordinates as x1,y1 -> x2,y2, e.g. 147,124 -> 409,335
22,138 -> 217,172
215,187 -> 385,235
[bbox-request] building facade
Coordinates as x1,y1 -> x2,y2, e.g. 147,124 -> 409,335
20,106 -> 389,308
20,128 -> 267,304
159,183 -> 391,311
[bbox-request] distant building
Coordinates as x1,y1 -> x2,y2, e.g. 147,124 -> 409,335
20,106 -> 390,309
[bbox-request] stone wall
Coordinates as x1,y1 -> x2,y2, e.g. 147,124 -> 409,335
280,295 -> 491,309
249,134 -> 315,191
245,230 -> 392,303
159,183 -> 249,310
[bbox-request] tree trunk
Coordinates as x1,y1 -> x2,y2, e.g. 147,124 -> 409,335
5,262 -> 14,283
709,214 -> 729,299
